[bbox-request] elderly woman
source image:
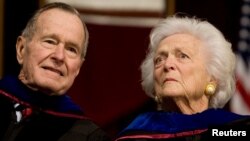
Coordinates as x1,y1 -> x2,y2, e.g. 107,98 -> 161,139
115,15 -> 250,140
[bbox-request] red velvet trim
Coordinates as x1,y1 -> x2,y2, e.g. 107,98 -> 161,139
115,129 -> 207,141
0,90 -> 89,120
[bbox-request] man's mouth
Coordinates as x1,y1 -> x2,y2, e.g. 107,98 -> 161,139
42,66 -> 64,76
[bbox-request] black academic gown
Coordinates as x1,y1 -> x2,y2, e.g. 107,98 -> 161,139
0,75 -> 110,141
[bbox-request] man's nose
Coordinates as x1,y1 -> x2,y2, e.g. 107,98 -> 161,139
52,45 -> 65,61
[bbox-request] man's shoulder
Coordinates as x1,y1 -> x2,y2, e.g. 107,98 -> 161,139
58,119 -> 111,141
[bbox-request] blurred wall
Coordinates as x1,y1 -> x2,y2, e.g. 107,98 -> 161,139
3,0 -> 39,76
0,0 -> 4,78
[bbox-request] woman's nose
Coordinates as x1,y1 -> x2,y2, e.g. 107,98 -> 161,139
163,56 -> 176,71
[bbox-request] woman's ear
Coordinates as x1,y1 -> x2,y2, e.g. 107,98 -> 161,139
16,36 -> 26,65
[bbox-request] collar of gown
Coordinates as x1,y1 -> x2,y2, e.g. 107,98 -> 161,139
119,108 -> 250,134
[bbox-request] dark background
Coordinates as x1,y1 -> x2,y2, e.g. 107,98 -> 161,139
2,0 -> 242,137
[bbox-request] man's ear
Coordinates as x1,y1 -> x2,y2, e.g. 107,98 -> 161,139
16,36 -> 26,65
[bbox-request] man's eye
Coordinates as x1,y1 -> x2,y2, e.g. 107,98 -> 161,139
66,46 -> 80,58
68,47 -> 77,53
45,40 -> 56,44
179,53 -> 189,59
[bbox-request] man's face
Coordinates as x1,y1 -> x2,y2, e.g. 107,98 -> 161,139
16,9 -> 85,95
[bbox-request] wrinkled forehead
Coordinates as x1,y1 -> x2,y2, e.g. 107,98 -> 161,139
37,9 -> 85,43
157,33 -> 203,53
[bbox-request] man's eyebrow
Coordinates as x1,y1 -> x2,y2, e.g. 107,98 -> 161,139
43,34 -> 80,47
42,33 -> 59,39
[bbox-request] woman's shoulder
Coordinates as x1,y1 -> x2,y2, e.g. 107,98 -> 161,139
115,109 -> 250,140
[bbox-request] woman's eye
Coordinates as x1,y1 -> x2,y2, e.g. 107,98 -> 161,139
155,58 -> 162,64
154,56 -> 164,66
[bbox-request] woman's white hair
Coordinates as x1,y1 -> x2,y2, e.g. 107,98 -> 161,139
141,15 -> 236,108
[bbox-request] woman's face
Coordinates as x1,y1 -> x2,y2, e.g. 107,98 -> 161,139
153,33 -> 211,100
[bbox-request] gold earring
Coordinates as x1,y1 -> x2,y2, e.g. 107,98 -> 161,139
205,83 -> 216,96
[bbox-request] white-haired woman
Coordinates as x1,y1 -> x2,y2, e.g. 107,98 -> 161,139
115,15 -> 250,141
